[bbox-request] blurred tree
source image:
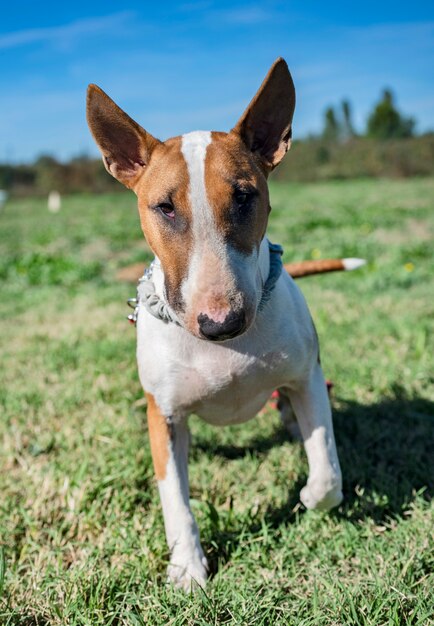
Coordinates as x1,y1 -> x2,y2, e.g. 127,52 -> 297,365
316,145 -> 330,164
34,155 -> 65,193
341,99 -> 356,140
322,107 -> 340,141
367,89 -> 415,139
0,163 -> 35,191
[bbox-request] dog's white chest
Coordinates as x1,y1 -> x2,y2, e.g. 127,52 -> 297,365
138,327 -> 286,424
170,344 -> 287,425
136,275 -> 315,425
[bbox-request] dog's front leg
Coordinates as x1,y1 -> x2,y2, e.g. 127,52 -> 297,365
287,363 -> 343,510
146,393 -> 208,590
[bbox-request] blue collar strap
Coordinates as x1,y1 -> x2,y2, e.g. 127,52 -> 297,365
258,241 -> 283,311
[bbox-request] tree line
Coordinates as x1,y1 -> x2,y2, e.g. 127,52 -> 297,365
271,89 -> 433,183
0,88 -> 432,195
322,89 -> 416,142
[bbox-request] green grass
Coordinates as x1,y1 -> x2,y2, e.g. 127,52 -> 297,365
0,179 -> 433,625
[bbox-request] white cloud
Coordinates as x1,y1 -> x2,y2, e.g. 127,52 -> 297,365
0,12 -> 135,50
214,6 -> 276,25
346,20 -> 434,44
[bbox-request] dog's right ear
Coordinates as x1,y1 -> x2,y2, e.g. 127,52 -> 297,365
232,58 -> 295,172
86,84 -> 160,190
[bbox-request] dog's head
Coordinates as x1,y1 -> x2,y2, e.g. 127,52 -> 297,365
87,58 -> 295,341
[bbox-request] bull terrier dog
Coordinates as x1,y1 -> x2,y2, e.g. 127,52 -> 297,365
87,58 -> 350,590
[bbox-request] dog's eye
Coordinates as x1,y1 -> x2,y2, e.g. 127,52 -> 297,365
234,187 -> 257,208
235,191 -> 249,205
157,203 -> 175,220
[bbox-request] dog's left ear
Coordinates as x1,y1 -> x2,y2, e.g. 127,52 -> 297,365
86,84 -> 161,191
232,58 -> 295,171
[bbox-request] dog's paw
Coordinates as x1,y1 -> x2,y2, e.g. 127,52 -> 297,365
167,552 -> 208,592
300,480 -> 343,511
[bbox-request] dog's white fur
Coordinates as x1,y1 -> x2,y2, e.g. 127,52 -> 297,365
87,59 -> 343,591
136,131 -> 342,589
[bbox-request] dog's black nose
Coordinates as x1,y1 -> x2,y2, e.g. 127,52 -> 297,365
198,310 -> 246,341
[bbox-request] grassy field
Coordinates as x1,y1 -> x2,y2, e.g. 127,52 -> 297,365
0,178 -> 433,625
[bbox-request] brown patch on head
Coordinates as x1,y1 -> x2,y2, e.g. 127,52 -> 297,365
146,393 -> 171,481
204,132 -> 270,255
86,58 -> 296,335
135,137 -> 193,311
86,86 -> 194,313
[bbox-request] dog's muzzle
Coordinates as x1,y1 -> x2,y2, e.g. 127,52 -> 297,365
197,310 -> 246,341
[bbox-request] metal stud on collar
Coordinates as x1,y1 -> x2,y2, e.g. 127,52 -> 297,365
126,261 -> 156,326
127,297 -> 139,325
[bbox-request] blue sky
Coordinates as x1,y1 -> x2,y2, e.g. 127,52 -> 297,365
1,0 -> 433,162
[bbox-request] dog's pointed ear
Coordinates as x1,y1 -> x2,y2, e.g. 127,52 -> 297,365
232,58 -> 295,171
86,84 -> 161,190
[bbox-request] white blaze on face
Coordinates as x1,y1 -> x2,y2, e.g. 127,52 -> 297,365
180,130 -> 262,333
181,131 -> 213,238
181,131 -> 235,325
